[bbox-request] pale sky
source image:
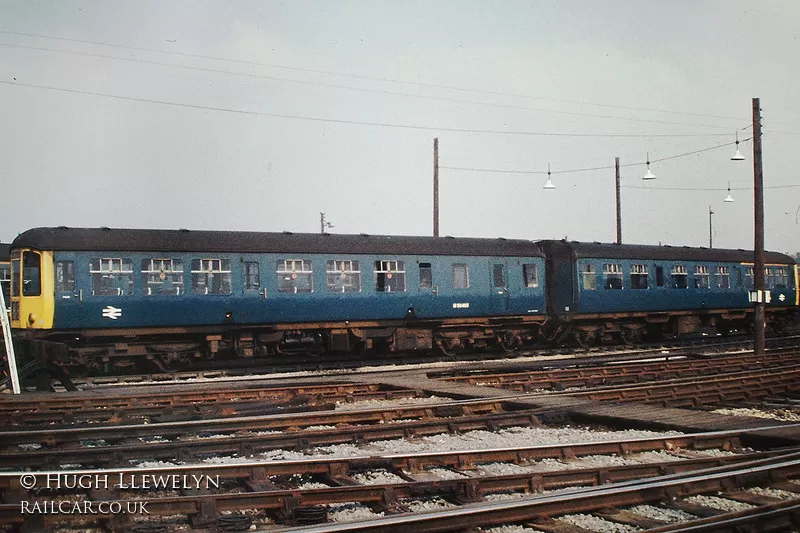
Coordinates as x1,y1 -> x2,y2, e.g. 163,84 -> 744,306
1,1 -> 798,252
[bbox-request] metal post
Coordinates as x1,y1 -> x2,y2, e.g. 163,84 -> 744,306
320,212 -> 325,235
615,157 -> 621,244
708,206 -> 714,248
752,97 -> 765,355
0,289 -> 20,394
433,138 -> 439,237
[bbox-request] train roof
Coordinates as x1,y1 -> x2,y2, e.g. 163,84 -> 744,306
0,243 -> 10,262
12,227 -> 545,258
540,240 -> 796,264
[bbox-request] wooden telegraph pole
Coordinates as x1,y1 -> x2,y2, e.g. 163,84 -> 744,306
433,138 -> 439,237
752,98 -> 765,355
615,157 -> 622,244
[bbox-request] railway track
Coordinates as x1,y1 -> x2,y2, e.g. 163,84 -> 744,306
6,330 -> 794,394
1,440 -> 799,531
3,342 -> 800,531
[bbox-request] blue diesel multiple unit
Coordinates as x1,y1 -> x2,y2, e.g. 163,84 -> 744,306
9,227 -> 547,369
6,227 -> 797,374
540,240 -> 797,346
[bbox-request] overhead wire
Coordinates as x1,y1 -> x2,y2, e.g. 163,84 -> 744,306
0,41 -> 742,130
0,79 -> 736,138
441,140 -> 746,175
0,29 -> 770,125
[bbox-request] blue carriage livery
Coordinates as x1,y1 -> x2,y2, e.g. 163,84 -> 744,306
539,240 -> 798,346
8,227 -> 547,370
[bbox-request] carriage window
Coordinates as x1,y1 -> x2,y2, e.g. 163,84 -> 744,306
276,259 -> 313,293
244,262 -> 260,291
582,264 -> 596,290
326,260 -> 360,293
523,264 -> 539,288
55,261 -> 75,293
90,258 -> 133,296
745,266 -> 754,290
671,265 -> 688,289
375,260 -> 405,292
630,264 -> 648,289
418,263 -> 432,289
142,259 -> 184,295
772,267 -> 788,289
453,264 -> 470,289
10,254 -> 20,298
492,264 -> 505,288
694,265 -> 709,289
655,266 -> 664,287
191,259 -> 232,295
716,266 -> 730,289
603,263 -> 623,290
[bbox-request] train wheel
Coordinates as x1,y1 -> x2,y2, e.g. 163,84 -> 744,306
498,332 -> 520,353
575,330 -> 595,349
620,328 -> 642,345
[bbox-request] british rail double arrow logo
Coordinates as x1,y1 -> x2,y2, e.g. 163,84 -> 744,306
102,306 -> 122,320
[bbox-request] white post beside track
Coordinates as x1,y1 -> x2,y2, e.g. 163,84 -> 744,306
0,290 -> 20,394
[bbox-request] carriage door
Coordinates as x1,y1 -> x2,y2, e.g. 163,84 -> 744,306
54,253 -> 82,326
490,261 -> 510,313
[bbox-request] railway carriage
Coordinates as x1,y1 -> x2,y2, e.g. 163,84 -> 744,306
540,240 -> 798,346
9,227 -> 547,372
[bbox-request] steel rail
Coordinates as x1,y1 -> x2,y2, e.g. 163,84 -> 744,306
2,446 -> 799,529
257,453 -> 800,532
0,398 -> 523,446
2,427 -> 789,488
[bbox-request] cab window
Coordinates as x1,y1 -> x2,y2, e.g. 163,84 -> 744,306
23,251 -> 42,296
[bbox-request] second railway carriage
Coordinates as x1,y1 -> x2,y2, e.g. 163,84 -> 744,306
539,240 -> 798,346
9,227 -> 547,371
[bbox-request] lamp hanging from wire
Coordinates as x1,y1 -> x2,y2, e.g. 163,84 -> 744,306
731,132 -> 745,161
642,152 -> 656,180
724,182 -> 735,203
543,163 -> 556,189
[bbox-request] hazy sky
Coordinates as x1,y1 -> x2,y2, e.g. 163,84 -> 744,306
1,1 -> 798,252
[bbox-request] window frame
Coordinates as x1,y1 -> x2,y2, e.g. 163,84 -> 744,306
54,260 -> 76,293
694,265 -> 710,289
581,263 -> 596,291
671,265 -> 688,289
523,263 -> 540,288
325,259 -> 361,293
716,266 -> 730,289
90,257 -> 134,296
602,263 -> 623,290
141,258 -> 184,296
629,263 -> 649,290
452,263 -> 470,289
276,259 -> 314,294
191,258 -> 233,295
374,260 -> 406,293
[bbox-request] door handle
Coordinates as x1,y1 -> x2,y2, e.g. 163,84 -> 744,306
432,286 -> 438,296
